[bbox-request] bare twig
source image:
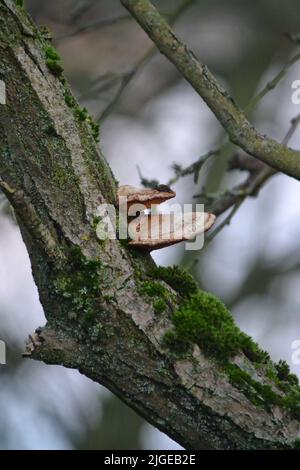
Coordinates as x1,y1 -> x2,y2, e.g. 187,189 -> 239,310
55,14 -> 131,42
202,111 -> 300,244
148,45 -> 300,186
121,0 -> 300,181
96,48 -> 154,122
168,149 -> 220,185
282,112 -> 300,145
68,0 -> 96,24
205,200 -> 244,245
245,52 -> 300,113
94,0 -> 196,123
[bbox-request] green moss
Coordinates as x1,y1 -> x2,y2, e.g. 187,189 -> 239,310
72,105 -> 100,142
224,363 -> 281,410
44,45 -> 64,77
153,299 -> 167,313
13,0 -> 24,7
46,58 -> 64,76
87,117 -> 100,143
163,330 -> 190,355
39,25 -> 52,41
238,333 -> 270,364
171,291 -> 241,360
75,106 -> 88,121
63,91 -> 100,142
119,238 -> 129,248
225,363 -> 300,419
65,93 -> 76,108
103,294 -> 114,302
59,76 -> 67,85
140,281 -> 168,298
161,286 -> 300,420
92,216 -> 101,230
44,45 -> 60,61
140,281 -> 172,314
54,246 -> 102,322
150,265 -> 198,298
275,360 -> 299,387
53,166 -> 70,187
167,290 -> 271,364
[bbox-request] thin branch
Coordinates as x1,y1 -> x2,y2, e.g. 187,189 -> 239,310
95,0 -> 196,123
201,111 -> 300,244
55,14 -> 131,42
205,200 -> 244,246
79,73 -> 120,101
168,149 -> 219,185
245,52 -> 300,113
137,32 -> 300,187
68,0 -> 96,24
282,112 -> 300,145
121,0 -> 300,181
96,49 -> 154,123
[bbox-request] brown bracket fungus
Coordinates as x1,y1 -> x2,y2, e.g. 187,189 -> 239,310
116,184 -> 216,250
128,212 -> 216,251
117,185 -> 176,210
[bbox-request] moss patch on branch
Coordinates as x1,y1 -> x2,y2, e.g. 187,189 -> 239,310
150,265 -> 198,298
43,45 -> 99,142
163,287 -> 300,420
64,92 -> 100,142
54,246 -> 102,322
169,290 -> 269,363
139,280 -> 172,314
44,45 -> 64,77
225,363 -> 300,419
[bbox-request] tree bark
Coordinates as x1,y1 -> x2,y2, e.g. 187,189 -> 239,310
0,0 -> 299,449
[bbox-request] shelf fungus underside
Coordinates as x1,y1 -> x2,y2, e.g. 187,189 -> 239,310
128,212 -> 216,250
117,185 -> 216,250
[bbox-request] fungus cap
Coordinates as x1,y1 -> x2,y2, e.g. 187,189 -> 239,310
117,185 -> 176,209
128,212 -> 216,251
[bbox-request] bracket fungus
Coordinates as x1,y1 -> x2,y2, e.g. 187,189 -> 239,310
128,212 -> 216,250
117,185 -> 176,210
116,184 -> 216,251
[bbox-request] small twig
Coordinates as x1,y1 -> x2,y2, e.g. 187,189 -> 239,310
68,0 -> 96,25
96,51 -> 154,123
228,153 -> 265,174
168,149 -> 219,185
282,112 -> 300,145
205,200 -> 244,246
79,73 -> 120,101
94,0 -> 196,123
245,52 -> 300,113
201,110 -> 300,245
55,14 -> 131,42
165,52 -> 300,186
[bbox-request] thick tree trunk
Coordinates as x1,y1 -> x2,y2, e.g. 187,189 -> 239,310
0,0 -> 299,449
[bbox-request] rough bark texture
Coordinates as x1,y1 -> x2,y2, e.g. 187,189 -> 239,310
0,0 -> 299,450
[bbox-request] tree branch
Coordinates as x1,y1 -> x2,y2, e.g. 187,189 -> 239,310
0,0 -> 299,450
120,0 -> 300,181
